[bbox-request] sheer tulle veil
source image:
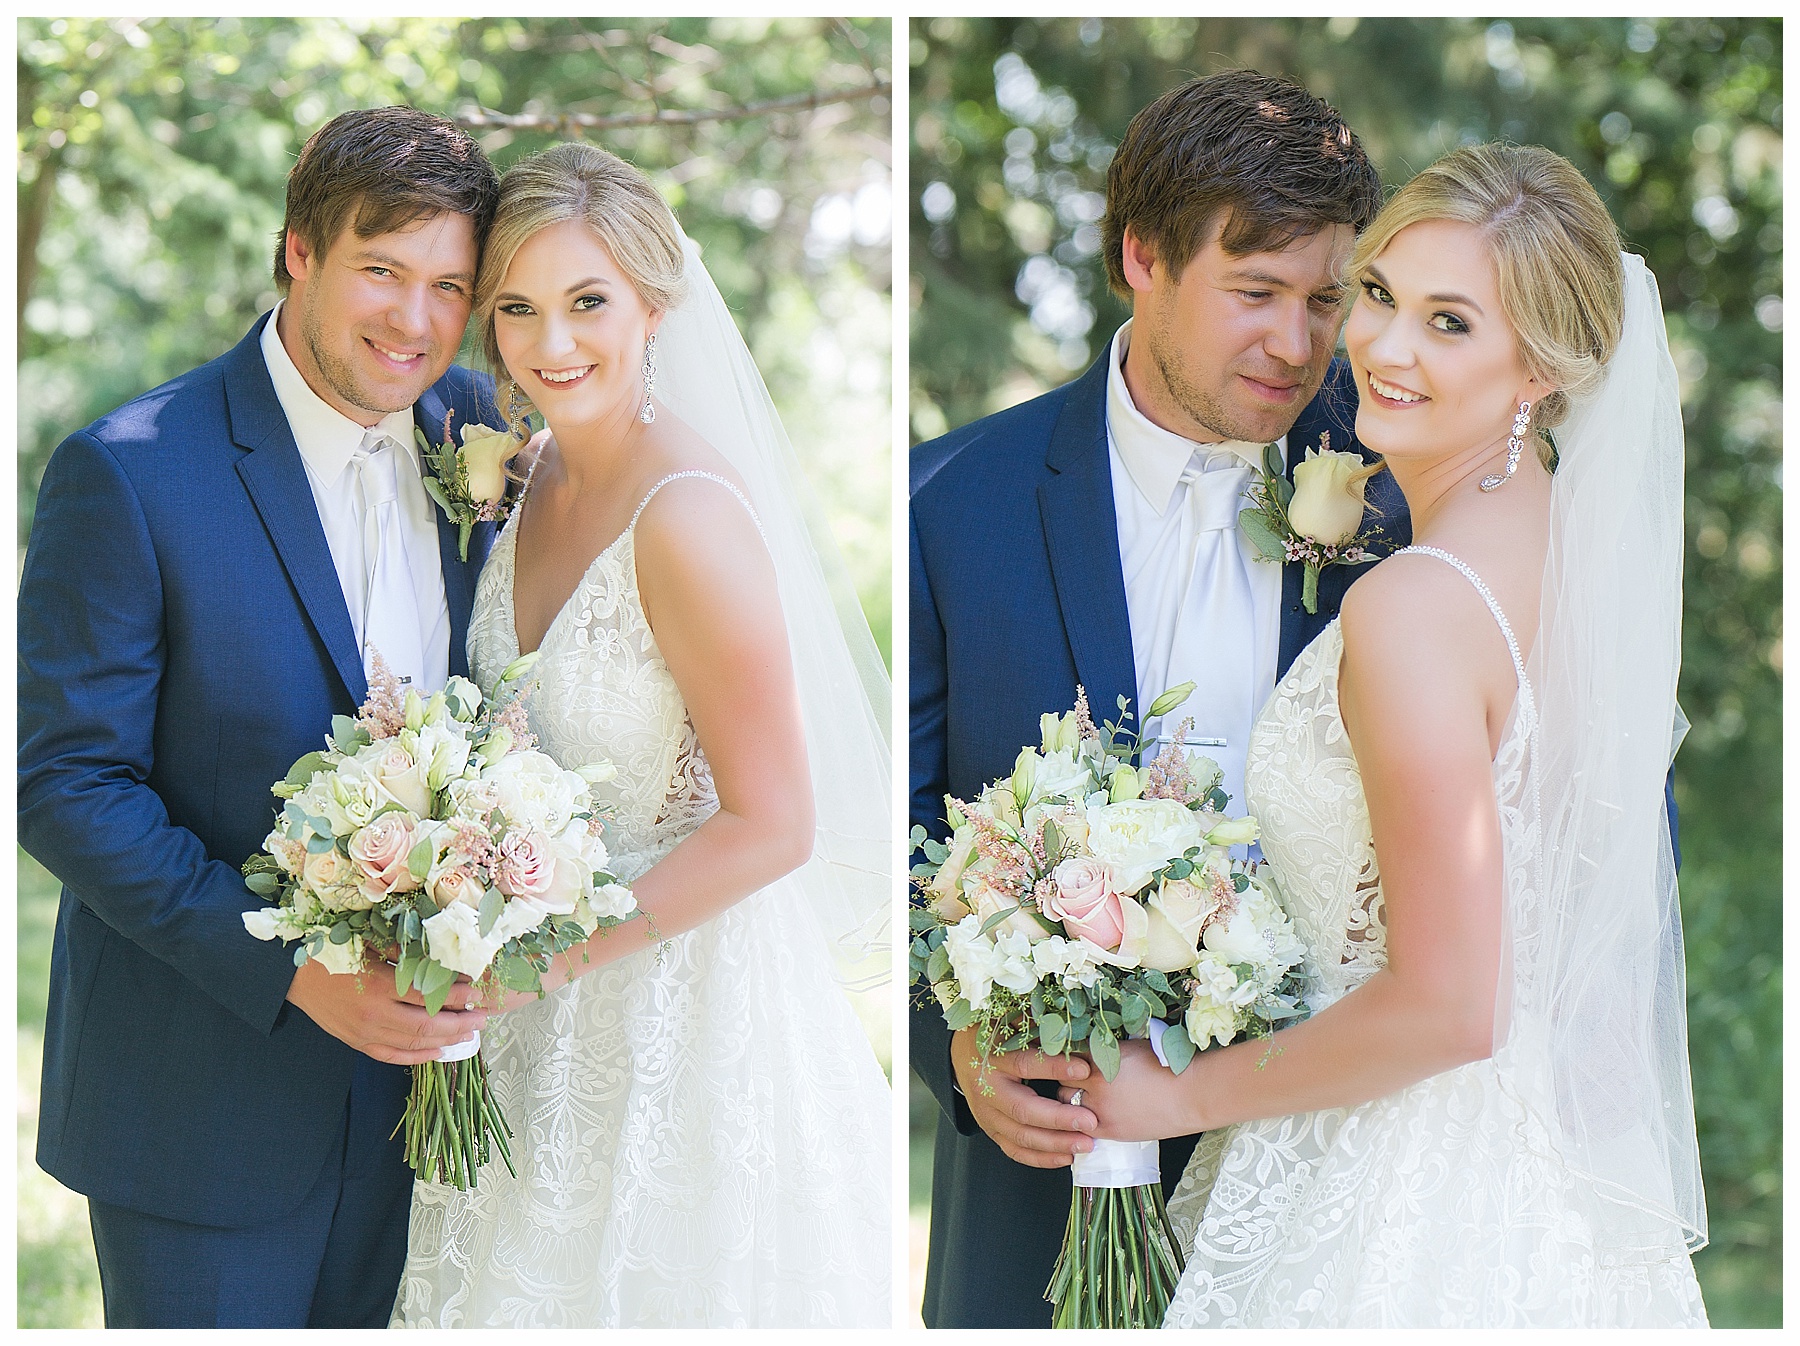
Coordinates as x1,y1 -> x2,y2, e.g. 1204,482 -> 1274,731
651,234 -> 892,990
1506,251 -> 1705,1255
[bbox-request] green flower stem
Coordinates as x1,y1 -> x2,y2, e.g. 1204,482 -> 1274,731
1046,1182 -> 1186,1328
1303,561 -> 1321,614
399,1052 -> 515,1190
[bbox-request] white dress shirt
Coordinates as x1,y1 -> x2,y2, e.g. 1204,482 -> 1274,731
260,302 -> 451,692
1104,320 -> 1284,817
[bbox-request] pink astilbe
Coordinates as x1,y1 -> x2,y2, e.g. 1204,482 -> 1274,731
450,821 -> 498,875
356,651 -> 408,740
1198,868 -> 1240,940
492,696 -> 537,752
950,799 -> 1036,901
1143,718 -> 1199,803
1072,686 -> 1099,741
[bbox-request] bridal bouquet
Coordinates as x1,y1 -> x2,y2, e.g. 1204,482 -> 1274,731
241,654 -> 639,1189
909,686 -> 1307,1329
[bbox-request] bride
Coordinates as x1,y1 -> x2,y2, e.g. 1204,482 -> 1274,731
1062,144 -> 1707,1326
391,143 -> 891,1327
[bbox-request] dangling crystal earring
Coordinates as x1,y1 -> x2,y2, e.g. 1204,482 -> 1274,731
504,381 -> 532,429
639,332 -> 657,425
1480,400 -> 1533,491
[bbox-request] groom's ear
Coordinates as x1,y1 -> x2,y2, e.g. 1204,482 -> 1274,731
1119,228 -> 1159,295
284,229 -> 316,284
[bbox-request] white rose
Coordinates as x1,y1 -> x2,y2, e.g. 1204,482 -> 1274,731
352,740 -> 432,819
447,776 -> 504,825
422,902 -> 504,979
1203,904 -> 1272,966
1288,446 -> 1374,546
302,847 -> 372,911
426,852 -> 486,910
1143,877 -> 1217,973
442,675 -> 483,719
1085,798 -> 1204,896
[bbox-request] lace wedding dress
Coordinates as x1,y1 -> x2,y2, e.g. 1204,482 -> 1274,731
392,472 -> 891,1328
1163,547 -> 1706,1328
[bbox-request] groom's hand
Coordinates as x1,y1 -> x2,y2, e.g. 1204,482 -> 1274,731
951,1026 -> 1098,1169
286,960 -> 487,1065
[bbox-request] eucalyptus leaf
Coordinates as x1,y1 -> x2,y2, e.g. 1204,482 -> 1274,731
1238,508 -> 1289,564
1160,1022 -> 1198,1074
478,887 -> 504,938
1262,442 -> 1283,480
406,837 -> 436,883
944,998 -> 976,1031
1038,1011 -> 1069,1056
926,945 -> 951,983
978,905 -> 1021,936
1089,1027 -> 1121,1081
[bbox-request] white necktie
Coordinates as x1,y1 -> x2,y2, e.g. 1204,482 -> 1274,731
1146,448 -> 1258,817
353,431 -> 426,691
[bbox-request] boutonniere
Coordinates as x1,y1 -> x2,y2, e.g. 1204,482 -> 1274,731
1238,432 -> 1387,613
415,410 -> 527,561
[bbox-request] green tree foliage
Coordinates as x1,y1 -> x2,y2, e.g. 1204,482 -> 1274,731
19,15 -> 893,661
910,17 -> 1779,1326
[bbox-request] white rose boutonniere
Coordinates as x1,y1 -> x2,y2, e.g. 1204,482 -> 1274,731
1239,432 -> 1389,613
416,410 -> 528,561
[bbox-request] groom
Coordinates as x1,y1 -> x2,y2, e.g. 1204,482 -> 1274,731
19,107 -> 501,1327
910,71 -> 1404,1327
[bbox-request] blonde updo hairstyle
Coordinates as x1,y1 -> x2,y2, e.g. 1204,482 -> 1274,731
1348,143 -> 1624,465
475,141 -> 689,440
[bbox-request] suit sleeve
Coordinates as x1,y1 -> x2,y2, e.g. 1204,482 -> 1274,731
908,500 -> 978,1133
18,432 -> 299,1033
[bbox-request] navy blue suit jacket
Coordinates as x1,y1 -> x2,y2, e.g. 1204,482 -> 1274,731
19,313 -> 497,1227
909,349 -> 1408,1327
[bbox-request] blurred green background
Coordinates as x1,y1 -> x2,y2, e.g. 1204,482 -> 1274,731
909,16 -> 1780,1328
18,16 -> 891,1327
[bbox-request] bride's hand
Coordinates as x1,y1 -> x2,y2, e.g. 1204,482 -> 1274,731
1058,1040 -> 1208,1142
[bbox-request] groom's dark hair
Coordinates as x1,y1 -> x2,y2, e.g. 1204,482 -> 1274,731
274,105 -> 500,292
1101,70 -> 1382,296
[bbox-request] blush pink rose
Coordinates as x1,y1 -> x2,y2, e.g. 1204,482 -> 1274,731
493,830 -> 555,900
348,814 -> 421,898
1044,856 -> 1126,951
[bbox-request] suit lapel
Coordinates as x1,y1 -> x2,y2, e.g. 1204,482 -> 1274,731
414,384 -> 477,679
1039,356 -> 1136,721
227,315 -> 368,704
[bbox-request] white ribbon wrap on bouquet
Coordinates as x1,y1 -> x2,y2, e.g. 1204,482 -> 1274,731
1071,1138 -> 1161,1189
437,1030 -> 481,1063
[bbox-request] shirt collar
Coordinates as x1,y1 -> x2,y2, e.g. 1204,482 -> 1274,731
260,300 -> 420,490
1104,319 -> 1285,515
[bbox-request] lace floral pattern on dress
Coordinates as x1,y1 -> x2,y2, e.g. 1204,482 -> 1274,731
1162,582 -> 1705,1327
392,473 -> 890,1328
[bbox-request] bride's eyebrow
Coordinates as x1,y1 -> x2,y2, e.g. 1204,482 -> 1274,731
1366,264 -> 1483,315
564,277 -> 610,293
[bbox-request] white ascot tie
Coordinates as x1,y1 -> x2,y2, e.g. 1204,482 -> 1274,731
1143,447 -> 1259,816
352,430 -> 427,691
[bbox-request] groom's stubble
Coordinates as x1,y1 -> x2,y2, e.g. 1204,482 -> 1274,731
1124,223 -> 1352,447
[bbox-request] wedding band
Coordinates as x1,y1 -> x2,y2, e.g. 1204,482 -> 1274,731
1069,1089 -> 1085,1109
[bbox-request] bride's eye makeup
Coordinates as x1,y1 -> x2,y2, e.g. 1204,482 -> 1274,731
497,300 -> 535,317
1359,278 -> 1394,307
1429,311 -> 1470,335
572,293 -> 606,311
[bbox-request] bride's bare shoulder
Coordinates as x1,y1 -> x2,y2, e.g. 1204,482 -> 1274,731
1339,552 -> 1500,715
